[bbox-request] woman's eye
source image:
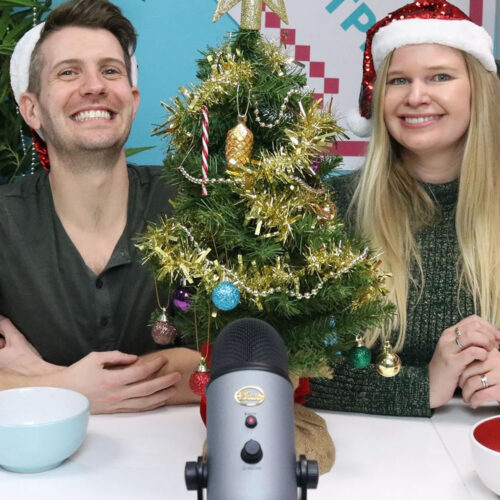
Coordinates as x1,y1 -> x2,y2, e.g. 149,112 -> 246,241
433,74 -> 451,82
388,77 -> 408,86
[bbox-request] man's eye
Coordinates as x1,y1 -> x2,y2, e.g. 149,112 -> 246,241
59,70 -> 75,77
103,68 -> 120,76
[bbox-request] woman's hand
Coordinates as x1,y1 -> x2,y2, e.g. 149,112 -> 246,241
459,348 -> 500,408
429,315 -> 499,408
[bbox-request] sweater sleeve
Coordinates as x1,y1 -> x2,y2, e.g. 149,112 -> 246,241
307,359 -> 432,417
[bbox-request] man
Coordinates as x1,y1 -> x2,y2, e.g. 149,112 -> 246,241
0,0 -> 201,413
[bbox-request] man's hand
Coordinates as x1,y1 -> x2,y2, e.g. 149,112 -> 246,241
141,347 -> 202,405
58,351 -> 182,414
0,316 -> 61,375
429,315 -> 499,408
0,314 -> 201,413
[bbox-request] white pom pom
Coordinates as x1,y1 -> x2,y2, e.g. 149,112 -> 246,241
346,108 -> 372,138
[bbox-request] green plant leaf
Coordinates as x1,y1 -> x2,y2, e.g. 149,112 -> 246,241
0,1 -> 42,7
125,146 -> 155,158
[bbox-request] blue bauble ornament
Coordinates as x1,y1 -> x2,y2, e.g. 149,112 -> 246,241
324,331 -> 338,347
211,281 -> 240,311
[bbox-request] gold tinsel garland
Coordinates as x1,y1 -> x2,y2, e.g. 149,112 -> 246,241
137,219 -> 383,310
155,37 -> 301,149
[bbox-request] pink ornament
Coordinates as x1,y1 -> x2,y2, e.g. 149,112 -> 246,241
151,308 -> 177,345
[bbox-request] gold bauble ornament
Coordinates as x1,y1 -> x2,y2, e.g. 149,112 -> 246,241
375,340 -> 401,377
225,115 -> 254,166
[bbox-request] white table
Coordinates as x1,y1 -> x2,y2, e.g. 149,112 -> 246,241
1,400 -> 499,500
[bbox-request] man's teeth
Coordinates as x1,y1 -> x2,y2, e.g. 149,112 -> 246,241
73,110 -> 111,121
404,116 -> 439,124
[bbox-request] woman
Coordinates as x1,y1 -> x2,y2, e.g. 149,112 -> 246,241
308,0 -> 500,417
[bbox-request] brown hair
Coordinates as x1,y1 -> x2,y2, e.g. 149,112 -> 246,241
28,0 -> 137,94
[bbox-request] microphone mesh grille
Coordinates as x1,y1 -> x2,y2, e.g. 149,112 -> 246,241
210,318 -> 288,379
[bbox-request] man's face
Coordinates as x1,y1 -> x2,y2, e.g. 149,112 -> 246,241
24,26 -> 139,159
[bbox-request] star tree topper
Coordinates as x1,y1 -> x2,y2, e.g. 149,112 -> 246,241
213,0 -> 288,30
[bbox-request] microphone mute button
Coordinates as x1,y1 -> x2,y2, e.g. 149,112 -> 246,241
245,415 -> 257,428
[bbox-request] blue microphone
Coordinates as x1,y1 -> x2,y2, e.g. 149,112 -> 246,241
185,318 -> 318,500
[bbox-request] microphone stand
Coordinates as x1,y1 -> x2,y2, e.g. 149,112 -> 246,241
185,454 -> 318,500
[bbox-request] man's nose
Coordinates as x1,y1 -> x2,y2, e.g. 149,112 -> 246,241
79,70 -> 107,96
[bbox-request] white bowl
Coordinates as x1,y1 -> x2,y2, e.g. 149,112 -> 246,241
470,414 -> 500,495
0,387 -> 89,473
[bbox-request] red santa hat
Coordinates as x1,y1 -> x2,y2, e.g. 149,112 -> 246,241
346,1 -> 496,138
10,22 -> 139,170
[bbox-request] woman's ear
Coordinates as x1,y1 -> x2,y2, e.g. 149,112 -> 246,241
18,92 -> 42,131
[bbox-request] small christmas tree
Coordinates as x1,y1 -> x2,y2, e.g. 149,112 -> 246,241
137,1 -> 393,382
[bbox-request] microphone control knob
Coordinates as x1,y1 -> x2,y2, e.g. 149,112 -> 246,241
241,439 -> 263,464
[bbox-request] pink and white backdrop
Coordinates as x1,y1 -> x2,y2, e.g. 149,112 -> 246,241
49,0 -> 498,168
230,0 -> 498,169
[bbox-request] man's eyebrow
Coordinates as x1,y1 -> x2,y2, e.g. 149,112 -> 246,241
51,57 -> 126,71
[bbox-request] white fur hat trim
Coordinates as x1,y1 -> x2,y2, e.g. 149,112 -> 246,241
10,22 -> 139,105
346,108 -> 372,138
372,18 -> 495,72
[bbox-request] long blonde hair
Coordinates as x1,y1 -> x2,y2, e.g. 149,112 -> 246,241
351,51 -> 500,351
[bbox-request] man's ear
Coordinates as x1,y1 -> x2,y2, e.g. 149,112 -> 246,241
18,92 -> 42,130
131,86 -> 140,119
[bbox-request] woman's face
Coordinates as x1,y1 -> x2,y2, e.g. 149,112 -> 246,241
383,44 -> 471,165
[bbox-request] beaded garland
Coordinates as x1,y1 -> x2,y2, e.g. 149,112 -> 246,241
154,221 -> 369,303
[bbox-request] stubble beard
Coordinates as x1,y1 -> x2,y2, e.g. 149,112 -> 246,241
43,119 -> 132,174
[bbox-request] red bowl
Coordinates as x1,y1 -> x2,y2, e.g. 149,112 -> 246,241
473,415 -> 500,452
471,415 -> 500,495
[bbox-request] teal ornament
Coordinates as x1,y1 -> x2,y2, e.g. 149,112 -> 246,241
329,317 -> 336,328
211,281 -> 240,311
348,335 -> 371,369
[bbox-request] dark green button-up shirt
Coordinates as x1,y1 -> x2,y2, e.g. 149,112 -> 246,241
0,165 -> 175,366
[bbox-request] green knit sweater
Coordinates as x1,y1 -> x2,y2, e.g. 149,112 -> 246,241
308,173 -> 474,417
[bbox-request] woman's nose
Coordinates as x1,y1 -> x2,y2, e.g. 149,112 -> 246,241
406,80 -> 431,107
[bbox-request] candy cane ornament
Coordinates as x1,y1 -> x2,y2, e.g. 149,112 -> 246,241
201,105 -> 209,196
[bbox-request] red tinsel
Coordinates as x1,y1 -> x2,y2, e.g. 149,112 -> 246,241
31,130 -> 50,170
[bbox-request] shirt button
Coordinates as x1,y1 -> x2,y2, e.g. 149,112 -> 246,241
100,316 -> 109,327
95,278 -> 104,288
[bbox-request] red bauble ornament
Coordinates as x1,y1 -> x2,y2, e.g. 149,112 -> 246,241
151,308 -> 177,345
189,357 -> 210,396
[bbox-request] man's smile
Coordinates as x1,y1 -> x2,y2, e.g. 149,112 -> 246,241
71,109 -> 114,121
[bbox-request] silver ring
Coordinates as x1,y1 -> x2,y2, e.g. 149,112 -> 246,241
481,374 -> 489,389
